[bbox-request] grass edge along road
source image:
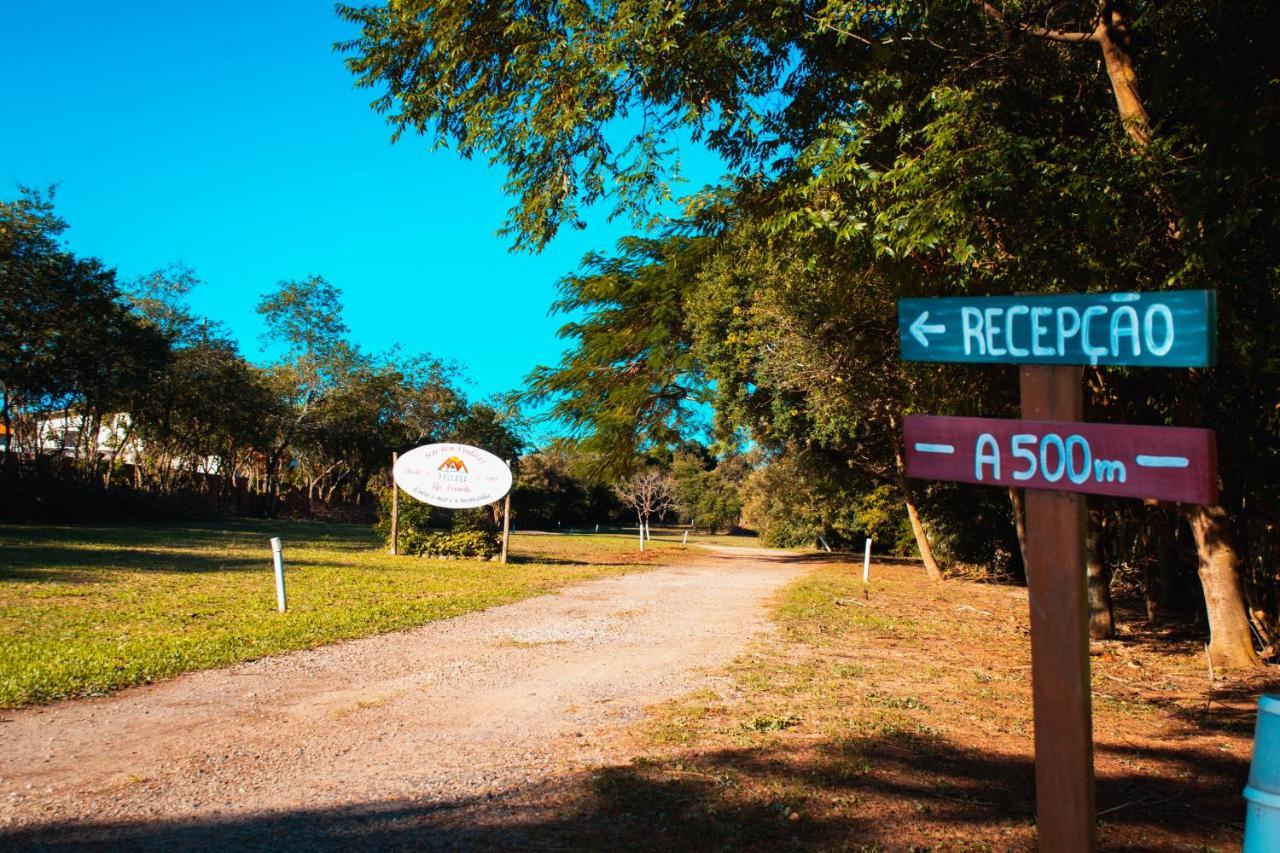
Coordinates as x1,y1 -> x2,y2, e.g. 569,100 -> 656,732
556,560 -> 1265,851
0,521 -> 698,709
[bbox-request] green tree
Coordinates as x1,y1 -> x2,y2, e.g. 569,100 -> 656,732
672,449 -> 744,534
0,188 -> 169,472
521,236 -> 711,477
255,276 -> 361,503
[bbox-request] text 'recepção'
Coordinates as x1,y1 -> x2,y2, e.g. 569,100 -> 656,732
898,290 -> 1216,367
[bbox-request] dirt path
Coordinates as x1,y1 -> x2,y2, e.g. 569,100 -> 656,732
1,548 -> 805,848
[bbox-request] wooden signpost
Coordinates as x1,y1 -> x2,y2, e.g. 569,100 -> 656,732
897,290 -> 1217,851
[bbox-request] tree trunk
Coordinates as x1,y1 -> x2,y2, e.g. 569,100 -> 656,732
1096,3 -> 1150,147
895,446 -> 943,581
1008,487 -> 1029,577
1092,5 -> 1258,667
1141,515 -> 1160,622
1187,503 -> 1261,669
1087,509 -> 1115,639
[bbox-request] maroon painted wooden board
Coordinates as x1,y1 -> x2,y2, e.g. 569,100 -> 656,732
904,414 -> 1218,504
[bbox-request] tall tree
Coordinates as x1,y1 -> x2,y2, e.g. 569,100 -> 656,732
255,276 -> 359,501
522,236 -> 711,477
0,188 -> 169,469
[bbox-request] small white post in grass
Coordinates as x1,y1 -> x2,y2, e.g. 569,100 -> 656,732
270,537 -> 287,612
595,523 -> 599,533
682,529 -> 689,544
863,538 -> 872,583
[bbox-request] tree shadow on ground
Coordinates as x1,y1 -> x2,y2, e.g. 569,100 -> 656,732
0,521 -> 380,582
3,728 -> 1246,851
0,544 -> 345,583
1097,678 -> 1272,739
0,520 -> 377,550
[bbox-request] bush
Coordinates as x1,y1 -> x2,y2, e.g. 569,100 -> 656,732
376,489 -> 502,559
399,528 -> 500,559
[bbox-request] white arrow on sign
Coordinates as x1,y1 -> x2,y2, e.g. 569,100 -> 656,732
909,311 -> 946,347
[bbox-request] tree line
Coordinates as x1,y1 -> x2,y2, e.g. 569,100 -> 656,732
0,188 -> 521,521
343,0 -> 1280,668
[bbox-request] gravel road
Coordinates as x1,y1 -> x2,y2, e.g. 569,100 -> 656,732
0,547 -> 804,849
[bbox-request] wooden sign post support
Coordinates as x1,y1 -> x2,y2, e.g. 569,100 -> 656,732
1020,364 -> 1095,852
500,459 -> 512,564
390,452 -> 399,556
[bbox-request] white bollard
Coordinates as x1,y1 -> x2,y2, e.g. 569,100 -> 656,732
863,538 -> 872,583
270,537 -> 287,612
682,529 -> 689,544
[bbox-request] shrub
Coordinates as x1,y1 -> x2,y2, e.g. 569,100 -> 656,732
399,528 -> 500,559
376,488 -> 502,559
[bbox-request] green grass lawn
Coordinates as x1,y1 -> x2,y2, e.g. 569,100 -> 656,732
0,521 -> 681,709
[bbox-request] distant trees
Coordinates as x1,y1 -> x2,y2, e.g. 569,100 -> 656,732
521,236 -> 711,478
0,189 -> 170,470
0,189 -> 516,521
672,450 -> 744,534
509,448 -> 622,530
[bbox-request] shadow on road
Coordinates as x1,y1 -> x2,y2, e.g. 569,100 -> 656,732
3,727 -> 1245,851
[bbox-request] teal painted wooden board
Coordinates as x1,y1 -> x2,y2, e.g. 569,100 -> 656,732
898,291 -> 1216,367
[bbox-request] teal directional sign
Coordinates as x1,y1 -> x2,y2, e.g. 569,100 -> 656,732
898,290 -> 1216,367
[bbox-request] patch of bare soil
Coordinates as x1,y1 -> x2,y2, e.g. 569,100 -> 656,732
492,560 -> 1271,852
0,549 -> 804,850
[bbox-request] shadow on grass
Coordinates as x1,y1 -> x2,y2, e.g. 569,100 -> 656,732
0,548 -> 353,583
2,730 -> 1245,851
0,521 -> 380,583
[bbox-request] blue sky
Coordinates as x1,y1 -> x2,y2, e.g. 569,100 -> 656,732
1,1 -> 723,409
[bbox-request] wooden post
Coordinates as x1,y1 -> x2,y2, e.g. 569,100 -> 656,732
390,452 -> 399,556
1020,364 -> 1095,852
500,459 -> 512,563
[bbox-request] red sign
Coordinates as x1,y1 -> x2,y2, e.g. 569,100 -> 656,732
904,415 -> 1218,504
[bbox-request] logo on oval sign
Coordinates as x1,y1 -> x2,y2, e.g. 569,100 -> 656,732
393,443 -> 512,509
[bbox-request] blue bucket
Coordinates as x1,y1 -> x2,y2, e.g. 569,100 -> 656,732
1244,694 -> 1280,852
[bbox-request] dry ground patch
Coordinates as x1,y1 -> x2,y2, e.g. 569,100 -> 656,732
478,559 -> 1274,851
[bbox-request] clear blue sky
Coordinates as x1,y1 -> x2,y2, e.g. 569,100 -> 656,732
1,2 -> 722,410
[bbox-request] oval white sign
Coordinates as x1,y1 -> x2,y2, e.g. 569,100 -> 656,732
393,443 -> 512,509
